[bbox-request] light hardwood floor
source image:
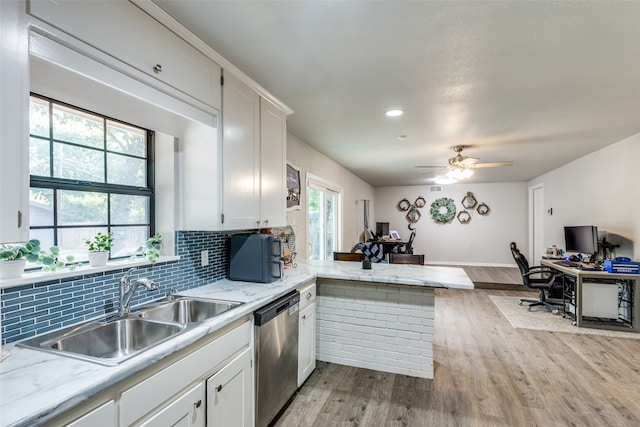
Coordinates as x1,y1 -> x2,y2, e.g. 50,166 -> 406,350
275,288 -> 640,427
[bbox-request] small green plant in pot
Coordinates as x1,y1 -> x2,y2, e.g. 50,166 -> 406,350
85,231 -> 113,267
137,233 -> 163,265
0,239 -> 41,279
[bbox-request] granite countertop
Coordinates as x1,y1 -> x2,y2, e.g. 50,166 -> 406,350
0,260 -> 472,426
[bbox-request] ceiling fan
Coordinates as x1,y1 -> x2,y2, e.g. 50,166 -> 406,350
415,145 -> 513,181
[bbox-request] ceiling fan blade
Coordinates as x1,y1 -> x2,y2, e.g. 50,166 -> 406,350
459,157 -> 479,166
471,161 -> 513,168
414,165 -> 446,168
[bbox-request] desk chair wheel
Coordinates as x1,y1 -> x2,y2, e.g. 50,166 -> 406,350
552,309 -> 560,315
518,301 -> 524,306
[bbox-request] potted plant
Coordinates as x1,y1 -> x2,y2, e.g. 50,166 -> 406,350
137,233 -> 163,264
0,239 -> 41,279
38,246 -> 79,273
85,231 -> 113,267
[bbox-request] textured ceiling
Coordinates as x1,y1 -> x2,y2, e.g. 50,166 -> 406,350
154,0 -> 640,187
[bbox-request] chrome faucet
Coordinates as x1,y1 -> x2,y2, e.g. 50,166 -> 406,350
119,268 -> 159,317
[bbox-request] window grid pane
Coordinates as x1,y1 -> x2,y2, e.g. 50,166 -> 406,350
28,94 -> 153,261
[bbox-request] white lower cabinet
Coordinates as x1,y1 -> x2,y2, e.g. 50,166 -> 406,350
140,383 -> 205,427
298,302 -> 316,387
120,320 -> 252,426
207,347 -> 253,427
298,281 -> 317,387
66,401 -> 116,427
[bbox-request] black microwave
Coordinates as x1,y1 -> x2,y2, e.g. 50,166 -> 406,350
229,234 -> 283,283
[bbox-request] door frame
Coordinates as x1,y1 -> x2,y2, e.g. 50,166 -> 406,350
306,173 -> 342,260
529,183 -> 545,263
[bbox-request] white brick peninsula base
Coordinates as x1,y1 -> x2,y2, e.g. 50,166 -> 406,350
316,278 -> 435,379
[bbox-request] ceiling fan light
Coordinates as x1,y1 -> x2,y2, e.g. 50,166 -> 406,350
446,166 -> 474,180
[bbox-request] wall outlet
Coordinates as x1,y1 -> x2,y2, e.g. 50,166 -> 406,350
201,249 -> 209,266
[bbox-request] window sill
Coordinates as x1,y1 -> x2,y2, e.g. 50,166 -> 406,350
0,256 -> 180,290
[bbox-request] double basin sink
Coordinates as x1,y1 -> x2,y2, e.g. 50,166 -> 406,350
18,297 -> 242,366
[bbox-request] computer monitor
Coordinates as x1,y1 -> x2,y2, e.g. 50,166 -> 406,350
376,222 -> 389,238
564,225 -> 598,259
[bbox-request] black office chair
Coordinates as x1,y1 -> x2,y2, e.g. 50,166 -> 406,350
404,231 -> 416,254
510,242 -> 562,311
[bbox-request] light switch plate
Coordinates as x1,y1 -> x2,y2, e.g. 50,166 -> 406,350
201,249 -> 209,266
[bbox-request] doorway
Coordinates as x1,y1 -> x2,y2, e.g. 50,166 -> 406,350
307,174 -> 341,260
529,184 -> 545,263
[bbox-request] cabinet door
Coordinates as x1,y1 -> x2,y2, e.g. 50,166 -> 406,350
140,383 -> 205,427
221,72 -> 260,229
0,0 -> 29,242
67,401 -> 116,427
298,302 -> 317,386
28,0 -> 221,111
207,347 -> 254,427
259,97 -> 287,228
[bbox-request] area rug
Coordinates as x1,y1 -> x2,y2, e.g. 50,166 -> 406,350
489,295 -> 640,339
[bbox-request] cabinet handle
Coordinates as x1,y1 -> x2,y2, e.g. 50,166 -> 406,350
17,210 -> 22,228
264,219 -> 269,224
216,385 -> 222,392
194,399 -> 202,409
307,292 -> 312,300
302,314 -> 307,319
153,64 -> 163,73
256,220 -> 261,226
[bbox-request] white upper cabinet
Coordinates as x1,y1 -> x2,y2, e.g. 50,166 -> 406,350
221,72 -> 287,230
27,0 -> 221,112
221,72 -> 261,230
259,97 -> 287,229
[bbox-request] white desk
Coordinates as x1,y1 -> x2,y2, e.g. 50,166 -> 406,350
542,259 -> 640,332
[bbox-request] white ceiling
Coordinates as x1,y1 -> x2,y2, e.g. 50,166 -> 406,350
153,0 -> 640,187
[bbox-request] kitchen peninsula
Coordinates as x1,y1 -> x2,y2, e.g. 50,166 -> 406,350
0,261 -> 472,427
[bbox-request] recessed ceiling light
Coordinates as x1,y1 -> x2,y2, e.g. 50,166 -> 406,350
385,109 -> 403,117
397,135 -> 408,140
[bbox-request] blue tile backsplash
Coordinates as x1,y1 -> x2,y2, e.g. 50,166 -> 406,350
1,230 -> 236,345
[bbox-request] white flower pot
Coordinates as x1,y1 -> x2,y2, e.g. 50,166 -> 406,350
88,251 -> 110,267
0,259 -> 27,279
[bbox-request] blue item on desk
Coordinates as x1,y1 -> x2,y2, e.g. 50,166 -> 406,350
603,259 -> 640,274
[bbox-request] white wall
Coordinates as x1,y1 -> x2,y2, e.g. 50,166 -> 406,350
374,182 -> 528,266
528,133 -> 640,260
286,133 -> 374,259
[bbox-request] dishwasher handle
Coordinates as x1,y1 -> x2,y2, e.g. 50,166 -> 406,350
254,292 -> 300,326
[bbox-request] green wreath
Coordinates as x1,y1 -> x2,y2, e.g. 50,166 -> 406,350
430,197 -> 456,223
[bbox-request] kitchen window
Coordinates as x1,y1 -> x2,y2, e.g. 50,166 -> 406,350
307,174 -> 341,260
28,94 -> 154,263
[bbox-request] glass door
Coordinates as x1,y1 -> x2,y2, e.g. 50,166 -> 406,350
308,179 -> 340,260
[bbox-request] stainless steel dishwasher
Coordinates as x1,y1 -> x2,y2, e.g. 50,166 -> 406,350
254,291 -> 300,427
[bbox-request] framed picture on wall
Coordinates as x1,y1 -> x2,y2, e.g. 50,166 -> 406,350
389,230 -> 400,240
287,162 -> 302,210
